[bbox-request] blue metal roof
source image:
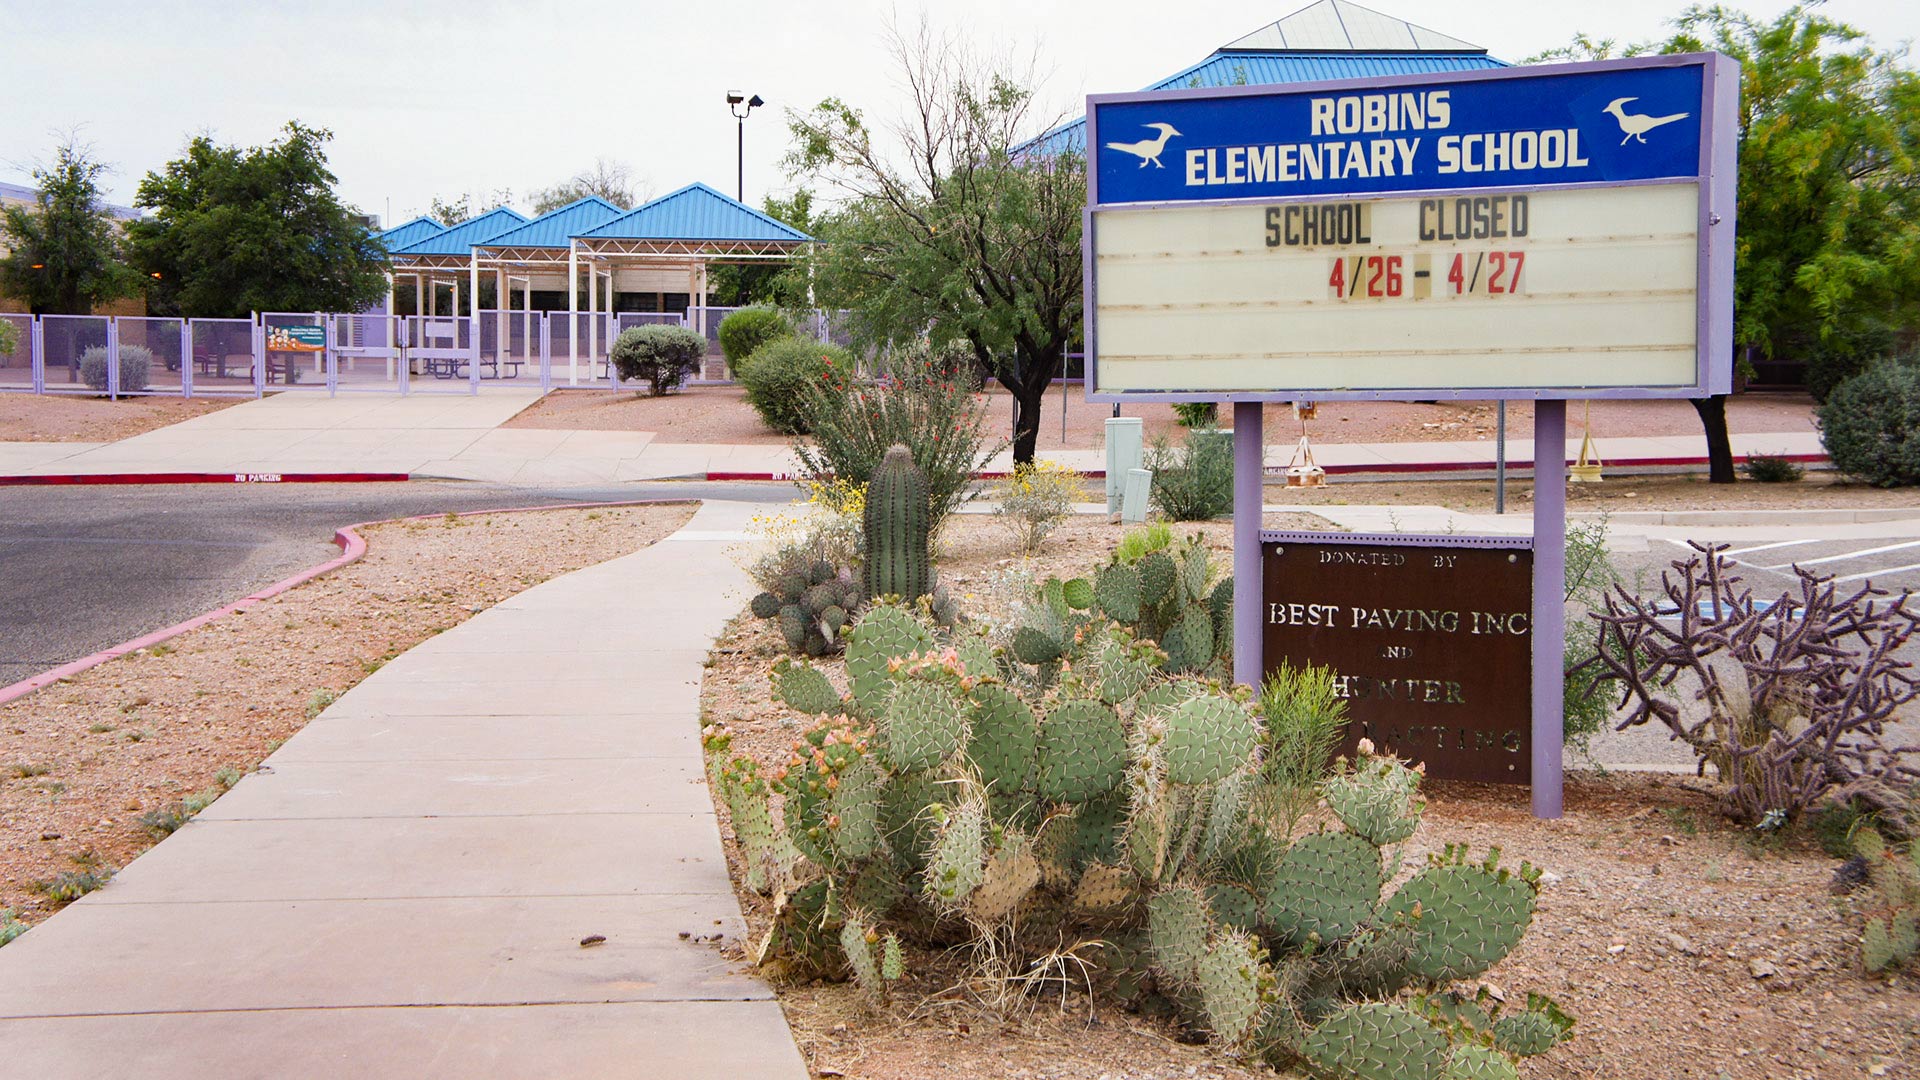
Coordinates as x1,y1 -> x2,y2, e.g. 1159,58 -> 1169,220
392,206 -> 529,257
575,183 -> 811,243
377,215 -> 446,251
1023,51 -> 1505,157
475,196 -> 624,249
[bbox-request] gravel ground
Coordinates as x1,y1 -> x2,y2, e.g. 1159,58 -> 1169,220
698,513 -> 1918,1080
0,394 -> 238,442
0,503 -> 694,927
501,386 -> 1818,452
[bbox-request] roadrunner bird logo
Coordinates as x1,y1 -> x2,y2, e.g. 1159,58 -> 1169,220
1105,122 -> 1182,168
1602,98 -> 1689,145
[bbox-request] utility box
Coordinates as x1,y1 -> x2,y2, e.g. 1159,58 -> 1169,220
1105,417 -> 1143,513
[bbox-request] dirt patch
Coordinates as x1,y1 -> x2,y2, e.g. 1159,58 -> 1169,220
0,394 -> 239,443
699,514 -> 1917,1079
0,502 -> 694,925
503,384 -> 1816,453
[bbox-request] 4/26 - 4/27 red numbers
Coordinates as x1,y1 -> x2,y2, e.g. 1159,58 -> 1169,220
1444,251 -> 1525,296
1329,251 -> 1524,300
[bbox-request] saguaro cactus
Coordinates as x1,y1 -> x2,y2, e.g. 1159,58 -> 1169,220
864,444 -> 934,602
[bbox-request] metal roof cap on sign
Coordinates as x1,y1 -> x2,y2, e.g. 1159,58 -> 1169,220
1220,0 -> 1485,54
377,215 -> 447,250
391,206 -> 529,256
475,195 -> 624,250
574,182 -> 811,242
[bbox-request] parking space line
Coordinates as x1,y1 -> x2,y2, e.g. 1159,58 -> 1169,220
1762,539 -> 1920,569
1832,562 -> 1920,587
1723,538 -> 1830,557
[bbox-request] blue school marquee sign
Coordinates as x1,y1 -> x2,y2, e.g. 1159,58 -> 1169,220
1091,56 -> 1711,206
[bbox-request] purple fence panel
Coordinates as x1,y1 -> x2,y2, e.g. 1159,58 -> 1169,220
188,319 -> 260,396
113,317 -> 187,396
330,313 -> 400,392
400,315 -> 477,393
0,313 -> 32,391
475,309 -> 538,385
38,315 -> 110,395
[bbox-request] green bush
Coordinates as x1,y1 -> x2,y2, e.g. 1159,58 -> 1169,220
792,339 -> 1002,531
740,336 -> 853,434
78,345 -> 152,393
1146,426 -> 1234,520
1818,361 -> 1920,487
717,307 -> 794,377
1743,452 -> 1805,483
610,325 -> 705,396
1173,401 -> 1218,427
1802,322 -> 1899,403
0,319 -> 19,360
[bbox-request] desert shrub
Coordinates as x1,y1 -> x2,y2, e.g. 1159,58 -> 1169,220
1819,361 -> 1920,487
994,459 -> 1082,555
610,325 -> 705,396
1586,544 -> 1920,828
1803,322 -> 1900,404
793,339 -> 1003,531
78,344 -> 152,393
1854,829 -> 1920,974
1563,515 -> 1626,761
718,307 -> 794,377
0,908 -> 25,947
705,598 -> 1572,1075
1146,426 -> 1234,520
740,337 -> 853,434
1173,401 -> 1218,427
1743,452 -> 1805,483
1257,660 -> 1349,830
0,319 -> 18,360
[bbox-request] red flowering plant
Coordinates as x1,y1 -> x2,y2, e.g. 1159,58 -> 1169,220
793,337 -> 1003,533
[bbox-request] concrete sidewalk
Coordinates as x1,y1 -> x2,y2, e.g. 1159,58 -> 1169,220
0,382 -> 1823,482
0,500 -> 808,1079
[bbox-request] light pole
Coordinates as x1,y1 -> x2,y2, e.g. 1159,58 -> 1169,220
727,91 -> 764,203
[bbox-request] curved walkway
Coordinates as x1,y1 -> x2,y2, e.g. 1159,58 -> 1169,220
0,500 -> 807,1079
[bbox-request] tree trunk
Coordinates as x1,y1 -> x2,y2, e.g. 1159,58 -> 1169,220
1691,395 -> 1737,484
1009,381 -> 1045,465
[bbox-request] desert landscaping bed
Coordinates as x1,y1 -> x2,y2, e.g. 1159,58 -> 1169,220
0,393 -> 239,443
699,513 -> 1918,1080
0,501 -> 693,926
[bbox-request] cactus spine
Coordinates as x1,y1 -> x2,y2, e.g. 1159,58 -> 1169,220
864,444 -> 934,602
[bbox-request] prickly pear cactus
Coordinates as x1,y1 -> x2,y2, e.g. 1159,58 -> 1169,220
773,658 -> 842,716
1382,847 -> 1539,983
1147,884 -> 1212,983
925,798 -> 988,908
966,685 -> 1038,797
883,670 -> 968,773
970,833 -> 1042,922
1441,1044 -> 1519,1080
1325,752 -> 1426,846
845,602 -> 933,716
1489,995 -> 1573,1057
1094,562 -> 1142,621
1196,930 -> 1265,1044
1301,1002 -> 1450,1080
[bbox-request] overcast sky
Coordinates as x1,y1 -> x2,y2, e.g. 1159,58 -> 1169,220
3,0 -> 1915,225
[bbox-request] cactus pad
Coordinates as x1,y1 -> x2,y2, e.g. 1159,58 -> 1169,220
750,591 -> 783,619
1073,863 -> 1138,912
1139,551 -> 1177,605
1071,790 -> 1128,868
1036,699 -> 1127,802
828,757 -> 885,859
1012,625 -> 1066,665
966,685 -> 1038,796
1442,1044 -> 1520,1080
1197,931 -> 1265,1044
883,677 -> 967,773
1163,695 -> 1257,786
1146,884 -> 1212,983
1206,882 -> 1261,932
1264,830 -> 1383,946
925,799 -> 987,908
840,915 -> 884,994
772,659 -> 842,716
1301,1003 -> 1449,1080
1384,858 -> 1537,982
846,603 -> 933,715
970,835 -> 1042,922
1180,539 -> 1212,602
1490,995 -> 1572,1057
1094,563 -> 1142,622
1326,753 -> 1426,846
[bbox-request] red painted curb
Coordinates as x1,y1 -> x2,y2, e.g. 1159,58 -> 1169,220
0,471 -> 410,487
0,498 -> 698,707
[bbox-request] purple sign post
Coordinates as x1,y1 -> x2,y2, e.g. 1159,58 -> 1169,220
1083,53 -> 1738,818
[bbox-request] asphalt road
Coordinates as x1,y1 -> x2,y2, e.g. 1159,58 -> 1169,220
0,479 -> 794,686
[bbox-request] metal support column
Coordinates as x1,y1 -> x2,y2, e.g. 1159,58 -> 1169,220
1232,401 -> 1264,689
1530,399 -> 1567,819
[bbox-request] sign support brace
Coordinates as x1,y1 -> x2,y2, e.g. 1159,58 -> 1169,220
1232,401 -> 1265,692
1530,400 -> 1567,818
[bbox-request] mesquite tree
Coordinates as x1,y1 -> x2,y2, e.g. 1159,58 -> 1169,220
1584,543 -> 1920,826
783,20 -> 1083,465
